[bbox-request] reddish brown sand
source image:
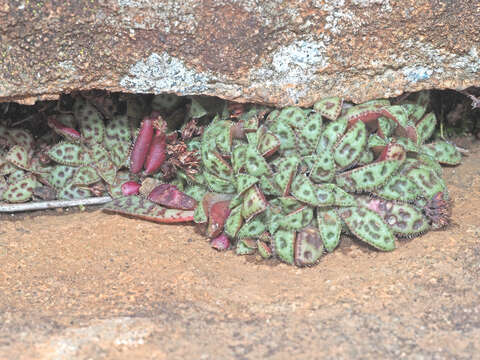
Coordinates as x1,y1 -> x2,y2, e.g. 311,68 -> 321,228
1,139 -> 479,359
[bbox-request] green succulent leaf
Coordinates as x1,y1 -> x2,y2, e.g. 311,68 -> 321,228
235,174 -> 259,195
268,119 -> 296,151
415,112 -> 436,145
313,97 -> 343,121
48,165 -> 77,189
378,116 -> 397,138
291,175 -> 323,206
337,207 -> 396,251
278,206 -> 313,231
72,166 -> 101,185
236,239 -> 256,255
224,205 -> 243,238
336,160 -> 401,192
58,183 -> 92,200
273,230 -> 296,265
244,145 -> 271,177
333,120 -> 367,168
298,112 -> 323,151
257,240 -> 273,259
421,141 -> 461,165
406,166 -> 447,199
48,142 -> 88,166
310,150 -> 335,183
241,185 -> 268,221
204,171 -> 236,193
317,209 -> 342,252
5,145 -> 30,170
74,98 -> 105,144
316,117 -> 348,152
105,114 -> 131,150
2,175 -> 35,203
257,130 -> 280,157
277,106 -> 309,130
237,216 -> 267,238
373,174 -> 420,202
103,196 -> 194,222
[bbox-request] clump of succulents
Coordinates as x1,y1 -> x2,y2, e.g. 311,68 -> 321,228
0,95 -> 143,203
0,90 -> 464,267
104,94 -> 463,267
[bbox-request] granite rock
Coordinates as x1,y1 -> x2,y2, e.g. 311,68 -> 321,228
0,0 -> 479,106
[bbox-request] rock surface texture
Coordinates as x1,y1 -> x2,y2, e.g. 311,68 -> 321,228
1,1 -> 479,106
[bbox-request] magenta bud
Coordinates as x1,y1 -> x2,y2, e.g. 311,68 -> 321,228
144,129 -> 166,175
130,118 -> 154,174
121,181 -> 141,196
210,233 -> 230,251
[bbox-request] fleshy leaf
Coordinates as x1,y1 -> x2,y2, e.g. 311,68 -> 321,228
377,116 -> 397,138
237,216 -> 266,238
313,97 -> 343,121
291,175 -> 322,206
105,114 -> 131,150
319,183 -> 355,206
277,106 -> 308,130
204,171 -> 236,193
258,175 -> 282,196
268,119 -> 296,151
72,166 -> 101,185
415,112 -> 436,145
299,112 -> 323,150
337,207 -> 396,251
257,240 -> 273,259
236,240 -> 256,255
257,130 -> 280,157
235,174 -> 259,195
273,230 -> 296,265
2,175 -> 35,203
57,183 -> 92,200
336,160 -> 401,192
104,196 -> 194,223
421,141 -> 461,165
232,144 -> 247,174
48,165 -> 76,189
6,145 -> 30,170
215,123 -> 233,155
241,185 -> 268,222
316,117 -> 348,152
310,150 -> 335,183
359,197 -> 430,237
48,142 -> 88,166
333,121 -> 367,168
224,205 -> 243,238
278,206 -> 313,231
294,226 -> 324,266
245,145 -> 271,177
373,174 -> 420,202
317,209 -> 342,252
406,166 -> 446,199
74,98 -> 105,144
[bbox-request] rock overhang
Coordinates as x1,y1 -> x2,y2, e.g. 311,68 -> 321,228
0,0 -> 479,106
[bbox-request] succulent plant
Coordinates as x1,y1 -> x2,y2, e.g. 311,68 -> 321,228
104,95 -> 462,267
0,95 -> 142,202
0,91 -> 464,267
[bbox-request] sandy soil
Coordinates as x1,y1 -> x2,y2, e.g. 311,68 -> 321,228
1,139 -> 479,360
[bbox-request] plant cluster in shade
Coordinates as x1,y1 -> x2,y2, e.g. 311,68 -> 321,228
0,92 -> 463,266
